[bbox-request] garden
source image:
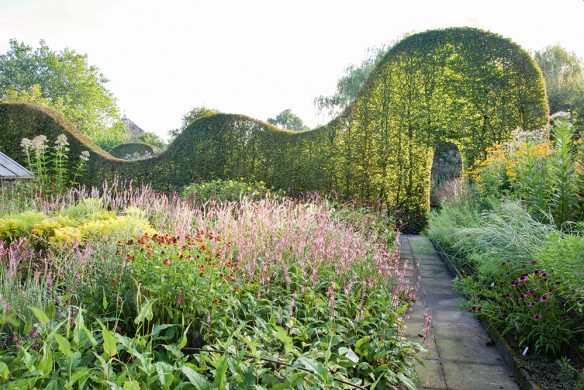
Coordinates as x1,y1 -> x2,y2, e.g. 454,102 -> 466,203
427,117 -> 584,389
0,163 -> 422,388
0,23 -> 583,390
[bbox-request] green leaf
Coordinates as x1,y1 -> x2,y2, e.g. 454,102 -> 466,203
213,355 -> 228,390
102,329 -> 117,358
397,372 -> 418,390
21,348 -> 36,372
179,324 -> 190,349
54,333 -> 73,357
73,310 -> 85,346
0,361 -> 10,381
297,357 -> 332,384
354,336 -> 370,357
67,368 -> 90,387
30,306 -> 50,325
134,299 -> 155,325
102,288 -> 108,310
38,343 -> 53,376
155,361 -> 174,387
272,325 -> 294,355
123,379 -> 141,390
180,366 -> 212,390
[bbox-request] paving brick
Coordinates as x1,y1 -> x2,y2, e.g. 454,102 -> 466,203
404,235 -> 519,390
442,362 -> 518,390
436,336 -> 505,364
431,320 -> 485,338
415,359 -> 447,389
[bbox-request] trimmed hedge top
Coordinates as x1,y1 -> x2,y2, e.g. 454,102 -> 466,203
0,28 -> 549,231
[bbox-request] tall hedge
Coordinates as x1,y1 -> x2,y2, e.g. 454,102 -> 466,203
0,28 -> 549,231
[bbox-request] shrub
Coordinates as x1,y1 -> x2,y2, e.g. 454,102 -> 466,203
0,199 -> 155,247
181,179 -> 284,203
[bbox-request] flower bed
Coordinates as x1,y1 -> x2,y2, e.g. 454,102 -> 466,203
0,185 -> 422,388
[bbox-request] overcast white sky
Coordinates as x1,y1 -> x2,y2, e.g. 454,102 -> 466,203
1,0 -> 584,139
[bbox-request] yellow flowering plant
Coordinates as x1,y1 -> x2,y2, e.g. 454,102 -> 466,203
471,123 -> 583,227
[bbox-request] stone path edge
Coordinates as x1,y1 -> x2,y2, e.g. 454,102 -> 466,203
427,237 -> 540,390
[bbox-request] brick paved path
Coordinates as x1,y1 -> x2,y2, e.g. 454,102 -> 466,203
401,234 -> 519,390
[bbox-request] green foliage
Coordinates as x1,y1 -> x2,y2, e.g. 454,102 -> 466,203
0,191 -> 421,388
182,179 -> 284,203
548,122 -> 580,227
427,199 -> 584,357
538,233 -> 584,320
0,39 -> 126,150
109,142 -> 158,160
20,134 -> 90,193
170,106 -> 219,139
0,199 -> 155,246
0,28 -> 549,231
534,44 -> 584,131
267,109 -> 309,131
135,132 -> 167,150
315,44 -> 390,115
0,307 -> 213,389
472,121 -> 583,228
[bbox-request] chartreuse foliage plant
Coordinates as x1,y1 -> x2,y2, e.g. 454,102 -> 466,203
0,185 -> 423,388
0,27 -> 548,231
0,197 -> 155,247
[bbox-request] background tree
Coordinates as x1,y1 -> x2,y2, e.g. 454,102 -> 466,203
534,45 -> 584,131
169,106 -> 219,138
267,109 -> 309,131
135,132 -> 167,150
0,39 -> 126,150
314,44 -> 391,116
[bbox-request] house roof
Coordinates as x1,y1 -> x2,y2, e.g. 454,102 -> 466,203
0,151 -> 34,180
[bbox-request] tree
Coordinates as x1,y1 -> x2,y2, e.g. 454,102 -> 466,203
314,44 -> 390,116
267,109 -> 309,131
169,106 -> 219,138
0,39 -> 126,150
136,132 -> 167,150
534,45 -> 584,127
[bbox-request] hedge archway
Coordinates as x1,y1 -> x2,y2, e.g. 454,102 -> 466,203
0,27 -> 548,231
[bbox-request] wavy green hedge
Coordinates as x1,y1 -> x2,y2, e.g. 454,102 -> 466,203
0,28 -> 549,231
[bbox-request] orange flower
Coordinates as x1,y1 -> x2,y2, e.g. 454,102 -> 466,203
162,258 -> 171,266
